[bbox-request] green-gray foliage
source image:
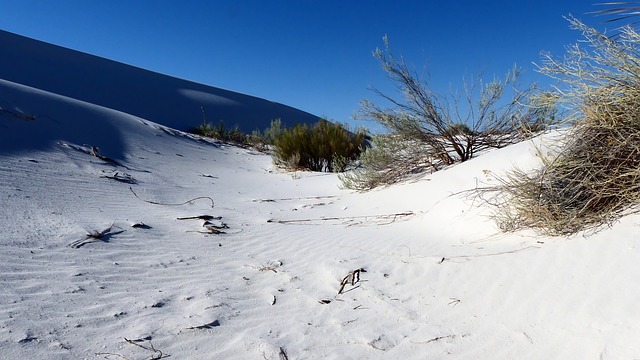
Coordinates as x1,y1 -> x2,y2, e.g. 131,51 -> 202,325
342,36 -> 554,190
272,120 -> 367,172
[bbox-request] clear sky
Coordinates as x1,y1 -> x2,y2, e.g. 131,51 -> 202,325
0,1 -> 614,130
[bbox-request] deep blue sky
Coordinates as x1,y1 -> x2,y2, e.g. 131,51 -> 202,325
0,1 -> 614,130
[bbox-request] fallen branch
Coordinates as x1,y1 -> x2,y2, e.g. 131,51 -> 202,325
95,337 -> 169,360
245,260 -> 283,273
444,246 -> 540,261
68,224 -> 124,248
59,143 -> 125,167
124,337 -> 168,359
180,216 -> 229,235
186,320 -> 221,329
101,171 -> 136,184
176,215 -> 221,221
410,334 -> 458,345
130,187 -> 214,208
253,195 -> 338,202
198,173 -> 219,179
89,146 -> 124,167
267,211 -> 414,226
279,347 -> 289,360
202,225 -> 227,234
338,268 -> 366,295
131,222 -> 151,229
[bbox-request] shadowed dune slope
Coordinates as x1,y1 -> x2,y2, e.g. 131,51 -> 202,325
0,30 -> 319,132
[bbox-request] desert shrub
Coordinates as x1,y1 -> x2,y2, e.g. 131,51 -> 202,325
494,17 -> 640,235
226,124 -> 246,143
272,120 -> 366,172
341,36 -> 554,190
192,119 -> 274,151
263,118 -> 285,145
192,121 -> 222,138
192,120 -> 244,141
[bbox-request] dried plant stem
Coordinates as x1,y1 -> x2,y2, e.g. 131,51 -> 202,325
129,186 -> 214,208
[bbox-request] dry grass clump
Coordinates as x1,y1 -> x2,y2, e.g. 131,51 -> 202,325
496,17 -> 640,235
498,95 -> 640,234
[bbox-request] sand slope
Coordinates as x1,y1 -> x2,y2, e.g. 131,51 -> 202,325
0,30 -> 319,132
1,38 -> 640,359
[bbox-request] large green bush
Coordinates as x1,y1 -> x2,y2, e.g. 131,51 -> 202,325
272,120 -> 366,172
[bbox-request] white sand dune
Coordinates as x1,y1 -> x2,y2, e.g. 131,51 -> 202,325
0,30 -> 319,132
1,33 -> 640,360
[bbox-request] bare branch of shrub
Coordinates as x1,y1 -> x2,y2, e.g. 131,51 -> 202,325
343,36 -> 555,190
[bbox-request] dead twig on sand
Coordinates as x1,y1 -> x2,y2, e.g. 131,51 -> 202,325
124,338 -> 168,359
253,195 -> 338,202
279,347 -> 289,360
445,245 -> 540,261
129,187 -> 214,208
186,320 -> 221,330
268,211 -> 414,227
176,215 -> 221,221
89,146 -> 123,167
338,268 -> 366,295
198,224 -> 227,234
180,216 -> 229,234
95,337 -> 169,360
245,260 -> 283,273
410,334 -> 460,345
198,173 -> 219,179
68,224 -> 124,248
101,171 -> 136,184
59,143 -> 125,167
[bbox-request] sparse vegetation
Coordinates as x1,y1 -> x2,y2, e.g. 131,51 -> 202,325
494,17 -> 640,235
191,117 -> 287,151
341,36 -> 554,190
191,115 -> 366,173
192,120 -> 246,144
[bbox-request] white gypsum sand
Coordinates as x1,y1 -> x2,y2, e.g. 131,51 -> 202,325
1,40 -> 640,360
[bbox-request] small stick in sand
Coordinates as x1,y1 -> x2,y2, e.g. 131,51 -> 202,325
129,187 -> 215,208
177,215 -> 221,221
124,338 -> 167,359
268,211 -> 414,226
279,347 -> 289,360
338,268 -> 366,295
